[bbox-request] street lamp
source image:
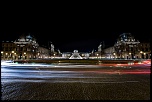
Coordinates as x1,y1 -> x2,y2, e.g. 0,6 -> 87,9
97,54 -> 99,59
24,52 -> 26,59
129,52 -> 131,59
11,51 -> 14,60
140,51 -> 143,59
144,53 -> 146,59
54,53 -> 55,58
113,53 -> 116,59
1,51 -> 3,60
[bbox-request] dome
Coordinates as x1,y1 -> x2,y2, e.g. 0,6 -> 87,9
117,33 -> 135,42
26,35 -> 33,39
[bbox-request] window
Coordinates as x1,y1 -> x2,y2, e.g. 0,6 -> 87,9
5,48 -> 8,51
21,47 -> 23,51
131,47 -> 133,51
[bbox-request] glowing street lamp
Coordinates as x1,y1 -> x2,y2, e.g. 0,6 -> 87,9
129,53 -> 132,59
1,51 -> 3,54
54,53 -> 55,58
11,51 -> 15,60
140,51 -> 143,59
113,53 -> 116,59
24,52 -> 26,55
97,54 -> 99,59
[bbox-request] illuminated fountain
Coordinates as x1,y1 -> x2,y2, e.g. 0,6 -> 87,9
69,50 -> 83,59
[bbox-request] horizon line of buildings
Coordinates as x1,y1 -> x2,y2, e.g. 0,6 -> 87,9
1,33 -> 151,60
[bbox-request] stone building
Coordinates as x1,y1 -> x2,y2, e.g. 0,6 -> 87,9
111,33 -> 150,59
1,34 -> 54,60
114,33 -> 140,59
103,46 -> 115,59
37,46 -> 50,59
13,34 -> 39,59
1,41 -> 16,60
95,33 -> 151,59
138,42 -> 151,59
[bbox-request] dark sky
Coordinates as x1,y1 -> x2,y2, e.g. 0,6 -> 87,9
1,4 -> 151,52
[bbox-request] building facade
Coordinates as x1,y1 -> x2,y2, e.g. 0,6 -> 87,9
113,33 -> 140,59
37,46 -> 50,59
101,33 -> 151,59
138,42 -> 151,59
13,35 -> 39,59
1,33 -> 150,60
1,34 -> 54,60
103,46 -> 115,59
1,41 -> 17,60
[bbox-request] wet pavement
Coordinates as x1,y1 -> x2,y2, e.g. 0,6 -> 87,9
1,64 -> 150,100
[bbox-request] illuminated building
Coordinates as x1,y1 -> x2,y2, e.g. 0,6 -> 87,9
62,50 -> 90,59
104,33 -> 150,59
114,33 -> 140,59
37,46 -> 50,59
1,41 -> 16,60
95,33 -> 150,59
1,33 -> 150,60
138,42 -> 151,59
103,46 -> 115,59
13,34 -> 39,59
1,34 -> 54,60
69,50 -> 83,59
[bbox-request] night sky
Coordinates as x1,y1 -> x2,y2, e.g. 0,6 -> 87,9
1,4 -> 151,52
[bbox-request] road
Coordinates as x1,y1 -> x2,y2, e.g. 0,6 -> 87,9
1,64 -> 150,100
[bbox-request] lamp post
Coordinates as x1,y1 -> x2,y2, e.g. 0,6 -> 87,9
113,53 -> 116,59
24,52 -> 26,59
140,51 -> 143,59
14,53 -> 16,60
1,51 -> 3,60
97,54 -> 99,59
129,52 -> 131,59
11,51 -> 14,60
54,53 -> 55,58
144,53 -> 146,59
